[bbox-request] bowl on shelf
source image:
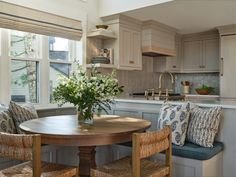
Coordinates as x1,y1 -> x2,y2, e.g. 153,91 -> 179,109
195,89 -> 210,95
96,25 -> 108,29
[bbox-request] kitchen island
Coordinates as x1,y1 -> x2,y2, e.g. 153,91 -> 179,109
111,97 -> 236,177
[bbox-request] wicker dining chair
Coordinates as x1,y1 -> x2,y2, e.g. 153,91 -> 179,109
0,132 -> 78,177
91,125 -> 172,177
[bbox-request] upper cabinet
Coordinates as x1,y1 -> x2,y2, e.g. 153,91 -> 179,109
87,15 -> 142,70
182,30 -> 219,73
119,26 -> 142,69
153,30 -> 219,73
166,35 -> 182,72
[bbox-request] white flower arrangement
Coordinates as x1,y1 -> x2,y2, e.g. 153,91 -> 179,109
53,65 -> 123,122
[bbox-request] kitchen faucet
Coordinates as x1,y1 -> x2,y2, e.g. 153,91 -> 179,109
158,71 -> 174,97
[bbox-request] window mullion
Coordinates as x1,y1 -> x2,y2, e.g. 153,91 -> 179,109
0,29 -> 11,104
40,36 -> 50,105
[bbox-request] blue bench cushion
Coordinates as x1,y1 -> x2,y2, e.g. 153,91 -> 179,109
172,141 -> 224,160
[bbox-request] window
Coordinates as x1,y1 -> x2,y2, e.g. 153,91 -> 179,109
0,28 -> 81,105
10,30 -> 41,103
11,60 -> 39,103
48,37 -> 75,102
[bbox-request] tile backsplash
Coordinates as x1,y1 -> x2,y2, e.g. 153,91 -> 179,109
174,73 -> 220,95
97,57 -> 220,96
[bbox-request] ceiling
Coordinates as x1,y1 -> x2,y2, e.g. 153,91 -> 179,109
123,0 -> 236,34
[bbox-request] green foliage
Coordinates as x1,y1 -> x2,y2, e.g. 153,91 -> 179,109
196,84 -> 214,92
53,65 -> 123,121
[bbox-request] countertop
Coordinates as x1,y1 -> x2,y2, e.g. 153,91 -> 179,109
115,96 -> 236,109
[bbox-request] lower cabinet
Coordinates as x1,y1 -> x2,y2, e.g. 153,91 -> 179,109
112,109 -> 141,118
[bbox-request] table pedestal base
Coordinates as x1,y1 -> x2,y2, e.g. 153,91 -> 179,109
78,146 -> 96,177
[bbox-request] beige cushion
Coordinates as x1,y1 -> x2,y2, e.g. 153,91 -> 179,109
8,101 -> 38,134
186,106 -> 222,147
0,110 -> 16,133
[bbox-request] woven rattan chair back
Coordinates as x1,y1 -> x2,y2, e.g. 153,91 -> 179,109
132,125 -> 172,177
0,132 -> 41,177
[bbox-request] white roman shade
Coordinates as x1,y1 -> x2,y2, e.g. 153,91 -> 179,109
0,1 -> 82,40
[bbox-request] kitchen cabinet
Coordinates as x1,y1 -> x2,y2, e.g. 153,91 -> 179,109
166,40 -> 182,72
119,27 -> 142,69
182,31 -> 219,72
103,15 -> 142,70
183,40 -> 202,71
220,35 -> 236,98
203,39 -> 219,71
87,15 -> 142,70
153,31 -> 219,73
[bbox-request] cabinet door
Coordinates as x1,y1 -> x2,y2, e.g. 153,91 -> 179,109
202,38 -> 219,71
120,28 -> 132,68
131,31 -> 142,69
220,35 -> 236,98
183,40 -> 202,71
166,42 -> 181,72
119,28 -> 142,70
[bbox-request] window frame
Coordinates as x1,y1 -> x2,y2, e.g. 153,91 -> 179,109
0,28 -> 81,107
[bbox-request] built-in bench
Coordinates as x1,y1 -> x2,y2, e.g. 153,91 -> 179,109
154,141 -> 224,177
112,141 -> 224,177
172,141 -> 224,160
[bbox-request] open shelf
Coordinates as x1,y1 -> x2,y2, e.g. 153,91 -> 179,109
87,29 -> 116,39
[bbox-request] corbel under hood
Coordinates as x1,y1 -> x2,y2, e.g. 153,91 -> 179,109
142,20 -> 177,57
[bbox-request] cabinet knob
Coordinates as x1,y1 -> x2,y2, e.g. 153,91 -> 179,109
172,65 -> 176,68
129,60 -> 134,64
199,65 -> 202,68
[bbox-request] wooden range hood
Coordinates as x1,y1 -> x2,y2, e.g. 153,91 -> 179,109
142,20 -> 177,57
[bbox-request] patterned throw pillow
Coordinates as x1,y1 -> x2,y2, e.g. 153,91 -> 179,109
0,110 -> 16,133
9,101 -> 38,134
158,103 -> 190,146
186,106 -> 222,147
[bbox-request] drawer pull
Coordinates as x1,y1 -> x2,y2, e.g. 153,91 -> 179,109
172,65 -> 176,68
129,60 -> 134,64
220,57 -> 224,76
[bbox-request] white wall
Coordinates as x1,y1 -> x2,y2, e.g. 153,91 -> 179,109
99,0 -> 173,17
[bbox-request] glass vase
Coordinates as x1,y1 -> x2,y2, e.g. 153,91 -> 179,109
77,108 -> 94,125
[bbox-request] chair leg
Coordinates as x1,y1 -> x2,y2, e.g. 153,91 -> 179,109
75,167 -> 79,177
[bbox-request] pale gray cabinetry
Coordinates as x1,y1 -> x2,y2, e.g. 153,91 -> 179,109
183,40 -> 203,71
111,101 -> 161,131
220,35 -> 236,98
119,27 -> 142,69
166,40 -> 182,72
203,39 -> 219,71
182,38 -> 219,72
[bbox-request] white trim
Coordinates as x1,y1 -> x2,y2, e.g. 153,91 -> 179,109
0,29 -> 11,104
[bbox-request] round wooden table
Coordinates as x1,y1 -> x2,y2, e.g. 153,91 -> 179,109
20,115 -> 151,177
